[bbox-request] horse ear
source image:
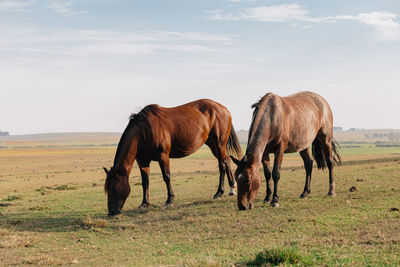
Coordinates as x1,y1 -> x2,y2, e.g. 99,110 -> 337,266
103,167 -> 110,175
230,156 -> 241,166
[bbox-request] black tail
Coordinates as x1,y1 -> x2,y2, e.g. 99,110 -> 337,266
312,138 -> 342,170
227,125 -> 242,159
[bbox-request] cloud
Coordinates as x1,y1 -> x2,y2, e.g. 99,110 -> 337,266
0,0 -> 34,12
208,4 -> 331,22
0,27 -> 237,57
208,4 -> 400,41
337,12 -> 400,41
47,1 -> 86,16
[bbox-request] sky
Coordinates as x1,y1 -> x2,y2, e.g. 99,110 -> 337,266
1,0 -> 400,134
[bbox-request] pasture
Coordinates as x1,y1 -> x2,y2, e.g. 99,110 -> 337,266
0,138 -> 400,266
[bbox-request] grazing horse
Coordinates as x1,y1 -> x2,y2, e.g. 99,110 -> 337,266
231,91 -> 341,210
103,99 -> 242,216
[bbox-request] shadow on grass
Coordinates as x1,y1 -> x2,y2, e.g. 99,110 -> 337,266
0,197 -> 227,233
0,211 -> 111,233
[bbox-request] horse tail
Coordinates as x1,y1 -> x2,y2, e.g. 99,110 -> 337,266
312,137 -> 342,170
332,138 -> 342,166
227,125 -> 242,159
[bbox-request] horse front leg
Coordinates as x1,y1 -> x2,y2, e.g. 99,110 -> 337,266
262,155 -> 272,203
158,154 -> 175,206
138,161 -> 150,208
271,148 -> 284,207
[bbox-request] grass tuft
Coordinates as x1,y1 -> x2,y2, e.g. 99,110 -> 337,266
54,184 -> 77,191
3,195 -> 22,201
247,248 -> 311,266
71,215 -> 109,229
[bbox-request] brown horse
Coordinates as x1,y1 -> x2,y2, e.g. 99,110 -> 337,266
231,91 -> 341,210
103,99 -> 242,216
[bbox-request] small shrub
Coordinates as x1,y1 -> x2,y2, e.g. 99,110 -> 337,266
247,248 -> 311,266
28,206 -> 50,211
4,195 -> 22,201
54,184 -> 77,191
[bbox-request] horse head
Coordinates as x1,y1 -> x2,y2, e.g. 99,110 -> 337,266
103,167 -> 131,216
230,155 -> 261,210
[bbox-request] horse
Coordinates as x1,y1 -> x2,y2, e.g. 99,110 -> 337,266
230,91 -> 341,210
103,99 -> 242,216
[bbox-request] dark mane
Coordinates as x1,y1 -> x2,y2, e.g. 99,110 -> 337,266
129,104 -> 162,121
112,104 -> 162,168
248,93 -> 272,144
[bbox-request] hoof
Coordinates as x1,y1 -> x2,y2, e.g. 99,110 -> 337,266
264,196 -> 271,203
228,191 -> 236,196
213,193 -> 223,199
300,193 -> 308,199
165,202 -> 173,207
327,192 -> 336,197
270,202 -> 280,208
138,203 -> 149,209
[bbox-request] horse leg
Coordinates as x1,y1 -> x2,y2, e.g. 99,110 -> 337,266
271,148 -> 284,207
158,154 -> 175,206
214,159 -> 226,199
221,155 -> 237,196
220,144 -> 237,196
320,136 -> 336,197
262,153 -> 272,203
138,161 -> 151,208
299,148 -> 313,198
206,140 -> 226,199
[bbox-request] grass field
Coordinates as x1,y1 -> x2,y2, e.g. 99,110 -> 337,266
1,140 -> 400,266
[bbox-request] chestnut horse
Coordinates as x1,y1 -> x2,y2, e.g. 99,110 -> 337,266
103,99 -> 242,216
231,91 -> 341,210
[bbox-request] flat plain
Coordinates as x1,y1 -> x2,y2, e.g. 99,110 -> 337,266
0,133 -> 399,266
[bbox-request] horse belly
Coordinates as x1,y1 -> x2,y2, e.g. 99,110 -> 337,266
169,129 -> 209,158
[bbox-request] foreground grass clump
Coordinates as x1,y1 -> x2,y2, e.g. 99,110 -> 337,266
247,248 -> 311,266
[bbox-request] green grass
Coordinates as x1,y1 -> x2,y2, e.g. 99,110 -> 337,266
1,147 -> 400,266
246,248 -> 312,266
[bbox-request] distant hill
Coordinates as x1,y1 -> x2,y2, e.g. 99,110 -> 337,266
1,129 -> 399,148
236,129 -> 400,144
0,132 -> 121,147
333,129 -> 400,143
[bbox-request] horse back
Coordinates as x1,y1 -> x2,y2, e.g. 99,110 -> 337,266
281,92 -> 333,152
143,99 -> 231,158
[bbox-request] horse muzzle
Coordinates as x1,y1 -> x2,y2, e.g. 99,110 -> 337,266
238,202 -> 253,210
108,209 -> 121,216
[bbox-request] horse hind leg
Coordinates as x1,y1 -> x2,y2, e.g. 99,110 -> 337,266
225,159 -> 237,196
299,148 -> 313,198
319,135 -> 336,197
206,139 -> 226,199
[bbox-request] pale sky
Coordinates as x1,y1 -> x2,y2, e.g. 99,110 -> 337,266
1,0 -> 399,134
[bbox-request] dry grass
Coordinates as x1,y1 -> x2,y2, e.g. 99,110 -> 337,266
0,143 -> 399,266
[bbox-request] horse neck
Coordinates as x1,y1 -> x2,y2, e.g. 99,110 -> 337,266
113,124 -> 139,177
245,106 -> 271,165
